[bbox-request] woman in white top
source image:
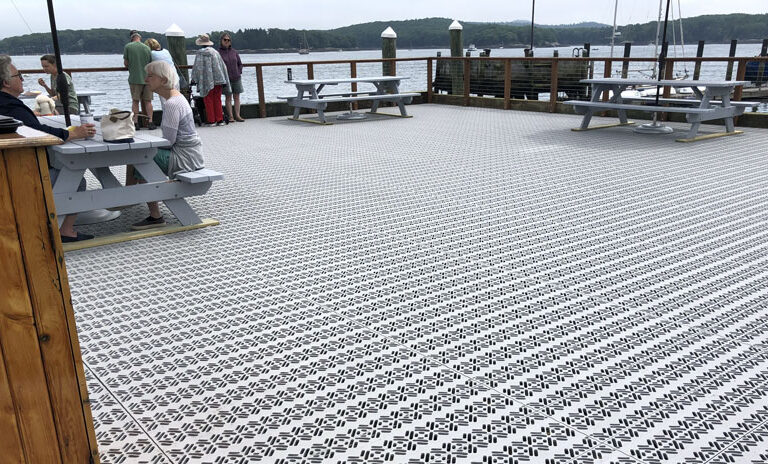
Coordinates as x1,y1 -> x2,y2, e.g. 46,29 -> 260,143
132,60 -> 204,230
145,37 -> 180,109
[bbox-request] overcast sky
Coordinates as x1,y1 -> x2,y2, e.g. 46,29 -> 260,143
2,0 -> 766,40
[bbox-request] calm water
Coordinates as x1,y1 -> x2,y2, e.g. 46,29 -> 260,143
11,43 -> 768,115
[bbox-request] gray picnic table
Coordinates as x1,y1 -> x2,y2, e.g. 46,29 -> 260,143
40,116 -> 222,227
76,90 -> 106,114
565,78 -> 757,142
280,76 -> 420,124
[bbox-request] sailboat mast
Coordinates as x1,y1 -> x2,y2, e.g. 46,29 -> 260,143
610,0 -> 618,58
529,0 -> 536,53
651,0 -> 663,78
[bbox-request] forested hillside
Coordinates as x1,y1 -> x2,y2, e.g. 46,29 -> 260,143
1,14 -> 765,55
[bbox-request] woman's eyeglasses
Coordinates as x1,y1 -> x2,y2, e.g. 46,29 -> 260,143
222,38 -> 231,42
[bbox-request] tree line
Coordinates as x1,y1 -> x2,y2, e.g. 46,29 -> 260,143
0,14 -> 766,55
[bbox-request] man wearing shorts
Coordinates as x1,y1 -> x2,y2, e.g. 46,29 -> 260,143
123,31 -> 155,130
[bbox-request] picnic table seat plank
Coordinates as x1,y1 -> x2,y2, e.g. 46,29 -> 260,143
564,100 -> 713,114
307,93 -> 419,104
620,97 -> 758,107
176,168 -> 224,184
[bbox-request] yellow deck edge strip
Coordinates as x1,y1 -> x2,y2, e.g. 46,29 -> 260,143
676,130 -> 744,143
286,117 -> 333,125
571,122 -> 635,131
63,218 -> 220,252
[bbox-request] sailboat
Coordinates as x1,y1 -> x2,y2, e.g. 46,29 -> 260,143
298,32 -> 309,55
614,0 -> 691,98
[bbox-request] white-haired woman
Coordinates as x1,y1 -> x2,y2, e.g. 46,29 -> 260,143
131,60 -> 204,230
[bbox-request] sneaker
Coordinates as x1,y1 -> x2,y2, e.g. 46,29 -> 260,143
60,232 -> 94,243
134,122 -> 141,130
147,121 -> 157,130
202,123 -> 215,127
216,120 -> 226,126
131,215 -> 166,230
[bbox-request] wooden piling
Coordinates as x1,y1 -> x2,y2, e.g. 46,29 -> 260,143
549,59 -> 559,113
503,59 -> 511,109
255,64 -> 265,118
621,42 -> 631,78
463,59 -> 471,106
165,23 -> 188,86
757,39 -> 768,87
350,62 -> 358,109
381,27 -> 397,77
427,58 -> 433,103
725,39 -> 738,80
449,20 -> 463,96
693,40 -> 705,80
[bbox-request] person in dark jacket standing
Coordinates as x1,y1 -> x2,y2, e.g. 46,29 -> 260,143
0,55 -> 96,243
218,32 -> 245,122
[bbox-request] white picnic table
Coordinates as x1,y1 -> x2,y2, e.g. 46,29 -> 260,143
76,90 -> 106,114
40,116 -> 222,227
280,76 -> 420,124
565,78 -> 758,142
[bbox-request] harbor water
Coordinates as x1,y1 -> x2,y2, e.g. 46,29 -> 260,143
10,43 -> 768,115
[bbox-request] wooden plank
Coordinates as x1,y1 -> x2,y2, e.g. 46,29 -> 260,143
0,126 -> 62,149
285,117 -> 333,125
571,122 -> 635,131
676,130 -> 743,143
0,150 -> 63,464
0,343 -> 25,463
63,217 -> 220,252
5,147 -> 97,463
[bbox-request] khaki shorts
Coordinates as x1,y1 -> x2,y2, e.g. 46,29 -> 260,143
130,83 -> 152,102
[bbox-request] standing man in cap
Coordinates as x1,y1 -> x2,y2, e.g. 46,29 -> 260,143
124,30 -> 155,130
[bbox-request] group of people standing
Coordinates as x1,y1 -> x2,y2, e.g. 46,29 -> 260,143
123,30 -> 244,128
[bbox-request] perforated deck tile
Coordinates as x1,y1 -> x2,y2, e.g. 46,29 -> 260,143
66,105 -> 768,463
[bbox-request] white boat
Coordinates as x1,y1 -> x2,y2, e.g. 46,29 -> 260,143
467,44 -> 477,52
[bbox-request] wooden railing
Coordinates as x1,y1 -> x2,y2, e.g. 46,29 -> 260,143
19,56 -> 768,118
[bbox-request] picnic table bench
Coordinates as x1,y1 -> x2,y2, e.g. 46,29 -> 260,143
280,76 -> 419,124
565,78 -> 758,142
40,116 -> 223,228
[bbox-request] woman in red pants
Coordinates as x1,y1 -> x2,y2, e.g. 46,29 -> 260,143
190,34 -> 230,126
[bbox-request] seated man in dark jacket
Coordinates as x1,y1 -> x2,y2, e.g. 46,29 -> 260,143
0,54 -> 97,242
